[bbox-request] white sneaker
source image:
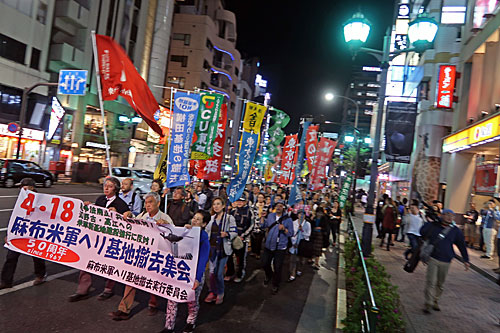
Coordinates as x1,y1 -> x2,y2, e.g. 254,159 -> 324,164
234,277 -> 243,283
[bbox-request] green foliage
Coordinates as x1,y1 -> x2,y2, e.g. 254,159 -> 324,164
333,146 -> 371,173
342,239 -> 405,333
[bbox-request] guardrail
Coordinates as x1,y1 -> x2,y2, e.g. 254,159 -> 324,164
346,213 -> 379,332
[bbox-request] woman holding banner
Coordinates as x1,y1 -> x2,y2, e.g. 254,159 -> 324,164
204,197 -> 237,305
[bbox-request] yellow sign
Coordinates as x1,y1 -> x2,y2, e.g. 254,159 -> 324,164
154,143 -> 169,183
264,161 -> 273,182
242,102 -> 267,134
443,114 -> 500,153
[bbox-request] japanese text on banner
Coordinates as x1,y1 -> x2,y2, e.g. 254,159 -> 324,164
242,102 -> 267,134
167,92 -> 200,188
227,131 -> 259,202
191,92 -> 223,160
6,191 -> 201,302
278,134 -> 298,185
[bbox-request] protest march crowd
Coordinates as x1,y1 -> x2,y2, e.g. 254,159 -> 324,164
1,177 -> 343,333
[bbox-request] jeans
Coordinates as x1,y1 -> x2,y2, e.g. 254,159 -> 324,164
404,233 -> 420,259
424,257 -> 450,307
483,228 -> 497,257
226,243 -> 248,278
1,249 -> 46,285
208,255 -> 228,296
261,248 -> 286,288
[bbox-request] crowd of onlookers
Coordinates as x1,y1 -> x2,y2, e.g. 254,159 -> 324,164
1,177 -> 342,333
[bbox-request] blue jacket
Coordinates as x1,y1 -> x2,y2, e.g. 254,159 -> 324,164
262,213 -> 294,251
196,229 -> 210,283
481,208 -> 500,229
420,222 -> 469,263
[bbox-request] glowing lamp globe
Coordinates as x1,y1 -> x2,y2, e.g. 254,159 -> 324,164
408,14 -> 438,51
343,12 -> 371,49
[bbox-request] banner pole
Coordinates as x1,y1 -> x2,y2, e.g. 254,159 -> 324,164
90,31 -> 113,177
286,130 -> 302,188
164,87 -> 175,213
228,100 -> 246,184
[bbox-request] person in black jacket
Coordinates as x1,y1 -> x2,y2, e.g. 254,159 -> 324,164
68,177 -> 131,302
167,187 -> 191,226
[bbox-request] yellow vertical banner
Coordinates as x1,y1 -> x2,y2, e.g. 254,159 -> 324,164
242,102 -> 267,134
154,143 -> 169,183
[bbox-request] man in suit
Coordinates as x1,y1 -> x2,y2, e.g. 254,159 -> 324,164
68,177 -> 131,302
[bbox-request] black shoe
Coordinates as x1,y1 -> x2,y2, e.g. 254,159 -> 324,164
432,303 -> 441,311
480,255 -> 492,259
0,282 -> 13,290
272,286 -> 279,295
109,310 -> 130,321
68,293 -> 89,302
97,291 -> 113,300
263,279 -> 270,287
183,323 -> 195,333
159,329 -> 174,333
423,307 -> 431,314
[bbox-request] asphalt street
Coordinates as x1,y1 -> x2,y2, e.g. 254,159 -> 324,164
0,184 -> 319,333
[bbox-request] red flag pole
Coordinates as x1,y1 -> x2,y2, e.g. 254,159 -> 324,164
91,31 -> 113,177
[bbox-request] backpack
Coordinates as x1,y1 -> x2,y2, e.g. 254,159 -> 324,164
419,225 -> 452,264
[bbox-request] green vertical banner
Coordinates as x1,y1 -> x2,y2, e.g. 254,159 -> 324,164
191,92 -> 224,160
339,174 -> 353,209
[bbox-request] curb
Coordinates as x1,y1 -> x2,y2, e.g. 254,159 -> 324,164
335,230 -> 347,331
455,254 -> 500,284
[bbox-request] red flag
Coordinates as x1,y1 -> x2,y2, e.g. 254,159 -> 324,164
278,134 -> 298,185
310,137 -> 336,190
196,104 -> 227,180
95,34 -> 163,136
305,125 -> 319,172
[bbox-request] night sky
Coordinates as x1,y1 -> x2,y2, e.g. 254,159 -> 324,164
225,0 -> 396,134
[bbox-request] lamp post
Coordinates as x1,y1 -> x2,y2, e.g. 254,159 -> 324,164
343,12 -> 438,256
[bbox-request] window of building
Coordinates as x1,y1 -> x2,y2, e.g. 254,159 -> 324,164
203,60 -> 210,71
230,102 -> 235,110
170,55 -> 188,67
0,33 -> 27,65
201,82 -> 208,90
2,0 -> 33,16
30,48 -> 40,70
167,76 -> 186,89
366,92 -> 377,97
206,39 -> 213,51
234,67 -> 239,77
106,0 -> 116,36
173,33 -> 191,46
441,0 -> 466,24
36,2 -> 48,24
367,83 -> 380,88
232,84 -> 237,93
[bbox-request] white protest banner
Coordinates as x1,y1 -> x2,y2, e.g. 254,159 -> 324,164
5,190 -> 200,302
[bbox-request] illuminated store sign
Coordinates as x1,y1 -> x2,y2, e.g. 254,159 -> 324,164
443,114 -> 500,153
436,65 -> 456,108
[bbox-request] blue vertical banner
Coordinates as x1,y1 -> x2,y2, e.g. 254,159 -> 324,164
288,121 -> 311,206
227,131 -> 259,202
167,92 -> 200,188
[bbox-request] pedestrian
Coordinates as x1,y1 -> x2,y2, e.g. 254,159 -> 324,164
329,201 -> 342,247
202,180 -> 214,210
463,202 -> 479,248
311,206 -> 328,270
360,192 -> 367,208
1,178 -> 46,289
403,200 -> 424,260
420,209 -> 470,314
194,182 -> 207,210
397,198 -> 408,242
226,193 -> 254,283
119,178 -> 143,216
261,201 -> 294,294
376,194 -> 389,238
185,189 -> 199,219
151,178 -> 166,212
250,192 -> 268,259
379,197 -> 398,251
160,210 -> 211,333
204,197 -> 237,305
480,200 -> 499,259
109,192 -> 173,320
68,177 -> 131,302
167,187 -> 191,227
288,210 -> 311,282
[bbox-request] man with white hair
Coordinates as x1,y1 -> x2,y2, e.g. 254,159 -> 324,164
109,191 -> 173,321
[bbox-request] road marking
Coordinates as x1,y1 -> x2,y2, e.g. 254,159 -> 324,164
0,193 -> 101,199
0,227 -> 7,232
0,268 -> 79,296
0,209 -> 13,212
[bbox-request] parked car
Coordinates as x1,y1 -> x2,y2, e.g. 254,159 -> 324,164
111,167 -> 154,196
0,159 -> 54,188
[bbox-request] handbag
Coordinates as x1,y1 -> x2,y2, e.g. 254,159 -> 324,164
232,235 -> 244,250
419,225 -> 452,264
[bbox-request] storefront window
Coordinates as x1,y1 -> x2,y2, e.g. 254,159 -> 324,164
84,109 -> 104,136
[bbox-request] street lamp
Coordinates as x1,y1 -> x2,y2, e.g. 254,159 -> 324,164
343,11 -> 439,256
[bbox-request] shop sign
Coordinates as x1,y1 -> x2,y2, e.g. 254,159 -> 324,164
0,124 -> 44,141
475,164 -> 497,194
85,142 -> 109,149
436,65 -> 456,108
443,114 -> 500,153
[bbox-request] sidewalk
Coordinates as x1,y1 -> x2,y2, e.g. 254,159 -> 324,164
454,238 -> 499,283
351,214 -> 500,333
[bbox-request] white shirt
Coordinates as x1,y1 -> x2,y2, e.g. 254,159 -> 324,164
292,219 -> 311,242
105,195 -> 116,208
196,192 -> 207,209
404,213 -> 424,236
136,210 -> 173,225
